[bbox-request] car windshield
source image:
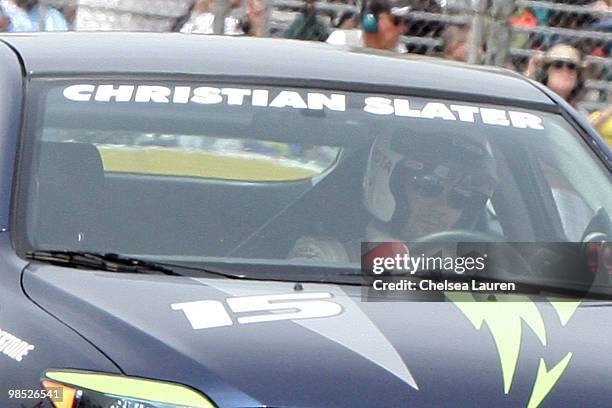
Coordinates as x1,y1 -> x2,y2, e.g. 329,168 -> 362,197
15,79 -> 612,288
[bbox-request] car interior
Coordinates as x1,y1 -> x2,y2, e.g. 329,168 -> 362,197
26,131 -> 554,259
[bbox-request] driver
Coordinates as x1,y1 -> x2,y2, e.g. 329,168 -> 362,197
289,131 -> 498,262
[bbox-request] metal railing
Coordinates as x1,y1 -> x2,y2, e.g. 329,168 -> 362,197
24,0 -> 612,112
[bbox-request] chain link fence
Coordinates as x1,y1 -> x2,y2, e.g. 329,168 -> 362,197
505,1 -> 612,113
26,0 -> 612,112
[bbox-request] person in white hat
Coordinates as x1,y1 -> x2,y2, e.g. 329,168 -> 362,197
525,44 -> 585,106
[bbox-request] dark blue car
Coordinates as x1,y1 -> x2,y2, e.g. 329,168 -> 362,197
0,32 -> 610,408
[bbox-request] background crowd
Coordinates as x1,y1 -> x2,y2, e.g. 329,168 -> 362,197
0,0 -> 610,144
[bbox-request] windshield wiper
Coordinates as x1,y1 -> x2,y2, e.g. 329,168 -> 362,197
26,251 -> 181,276
158,260 -> 365,286
25,251 -> 357,284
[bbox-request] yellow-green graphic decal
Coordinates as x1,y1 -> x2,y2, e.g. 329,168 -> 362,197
447,293 -> 580,408
527,353 -> 572,408
547,299 -> 581,327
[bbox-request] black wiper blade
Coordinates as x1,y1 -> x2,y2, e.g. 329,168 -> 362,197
26,251 -> 181,276
155,260 -> 366,286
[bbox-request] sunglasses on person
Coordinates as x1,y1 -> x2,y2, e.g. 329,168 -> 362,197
391,15 -> 403,26
407,174 -> 486,210
379,13 -> 403,26
551,60 -> 578,71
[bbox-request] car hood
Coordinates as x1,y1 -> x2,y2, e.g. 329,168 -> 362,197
23,265 -> 611,408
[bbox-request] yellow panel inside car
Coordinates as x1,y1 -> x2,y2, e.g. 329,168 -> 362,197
97,146 -> 318,181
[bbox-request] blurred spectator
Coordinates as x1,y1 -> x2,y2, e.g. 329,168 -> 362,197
180,0 -> 245,35
20,0 -> 68,31
589,105 -> 612,145
590,0 -> 611,9
333,10 -> 358,29
1,0 -> 68,31
284,0 -> 329,41
441,24 -> 471,62
0,0 -> 31,31
526,44 -> 585,106
508,7 -> 539,51
0,3 -> 10,31
587,0 -> 612,58
509,7 -> 539,29
326,0 -> 407,52
241,0 -> 266,36
178,0 -> 213,33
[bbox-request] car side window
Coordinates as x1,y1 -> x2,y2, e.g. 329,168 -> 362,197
539,160 -> 593,241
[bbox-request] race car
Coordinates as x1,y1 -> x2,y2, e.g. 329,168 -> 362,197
0,32 -> 610,408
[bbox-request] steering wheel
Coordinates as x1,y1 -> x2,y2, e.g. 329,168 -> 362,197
415,229 -> 505,243
413,229 -> 533,279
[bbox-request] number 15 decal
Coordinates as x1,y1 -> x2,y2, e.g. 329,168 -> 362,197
172,292 -> 343,330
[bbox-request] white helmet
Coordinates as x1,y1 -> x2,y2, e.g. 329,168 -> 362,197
363,131 -> 497,228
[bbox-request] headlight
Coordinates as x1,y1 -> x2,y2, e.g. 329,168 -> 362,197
41,369 -> 216,408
